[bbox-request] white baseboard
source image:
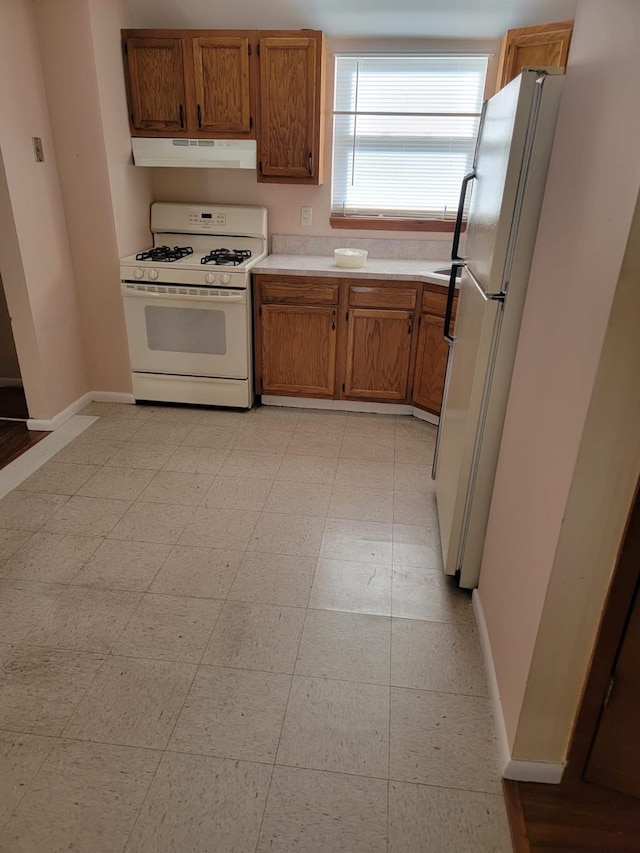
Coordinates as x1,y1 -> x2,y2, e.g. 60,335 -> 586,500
27,392 -> 93,431
261,395 -> 440,423
91,391 -> 136,404
472,589 -> 565,785
0,415 -> 97,498
26,390 -> 135,431
412,408 -> 439,425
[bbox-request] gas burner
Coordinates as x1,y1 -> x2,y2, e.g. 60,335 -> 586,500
200,248 -> 252,266
136,245 -> 194,263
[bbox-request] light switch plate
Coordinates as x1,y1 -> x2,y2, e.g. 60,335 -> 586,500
32,137 -> 44,162
300,206 -> 313,226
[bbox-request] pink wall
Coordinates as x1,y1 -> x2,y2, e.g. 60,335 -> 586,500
478,0 -> 640,755
33,0 -> 138,395
0,0 -> 89,419
88,0 -> 155,258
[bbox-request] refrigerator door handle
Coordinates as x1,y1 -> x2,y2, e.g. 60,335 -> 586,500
444,261 -> 464,343
452,169 -> 477,261
467,265 -> 506,303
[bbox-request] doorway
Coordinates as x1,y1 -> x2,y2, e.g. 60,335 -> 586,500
0,270 -> 28,419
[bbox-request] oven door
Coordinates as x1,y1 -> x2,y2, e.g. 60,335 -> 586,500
121,284 -> 249,379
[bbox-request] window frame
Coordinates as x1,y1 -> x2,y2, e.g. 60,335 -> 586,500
329,52 -> 489,232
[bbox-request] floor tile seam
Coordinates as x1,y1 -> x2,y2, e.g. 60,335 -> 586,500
226,591 -> 311,611
389,681 -> 490,699
386,774 -> 504,797
273,759 -> 389,782
279,671 -> 395,690
388,613 -> 477,627
0,729 -> 58,833
388,683 -> 494,702
265,538 -> 325,813
252,579 -> 319,848
385,776 -> 506,798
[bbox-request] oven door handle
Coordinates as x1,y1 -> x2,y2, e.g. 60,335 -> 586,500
121,286 -> 246,304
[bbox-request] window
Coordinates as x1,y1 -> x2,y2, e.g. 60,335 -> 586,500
331,54 -> 488,228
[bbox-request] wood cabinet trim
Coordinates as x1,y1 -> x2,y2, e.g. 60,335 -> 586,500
348,285 -> 418,310
260,280 -> 340,306
496,20 -> 573,91
260,303 -> 337,398
344,307 -> 415,402
421,290 -> 457,319
192,35 -> 252,134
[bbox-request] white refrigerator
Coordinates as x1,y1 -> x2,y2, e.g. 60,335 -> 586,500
434,69 -> 564,589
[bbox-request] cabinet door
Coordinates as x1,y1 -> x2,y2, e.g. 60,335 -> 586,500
258,35 -> 321,182
497,21 -> 573,90
193,36 -> 252,134
344,309 -> 413,402
412,312 -> 451,415
125,37 -> 187,132
261,305 -> 337,397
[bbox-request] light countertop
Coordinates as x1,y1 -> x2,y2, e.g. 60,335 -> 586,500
252,254 -> 453,286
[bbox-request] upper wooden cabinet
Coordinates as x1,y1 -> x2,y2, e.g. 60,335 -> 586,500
192,36 -> 251,134
496,20 -> 573,91
123,30 -> 254,139
124,37 -> 187,132
257,34 -> 324,184
121,28 -> 325,183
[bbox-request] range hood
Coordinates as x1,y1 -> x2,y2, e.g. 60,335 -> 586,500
131,137 -> 257,169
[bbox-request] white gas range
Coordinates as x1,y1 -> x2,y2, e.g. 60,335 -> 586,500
120,203 -> 267,408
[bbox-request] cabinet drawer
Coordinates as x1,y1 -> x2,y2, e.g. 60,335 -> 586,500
348,285 -> 418,310
260,280 -> 339,305
421,290 -> 457,318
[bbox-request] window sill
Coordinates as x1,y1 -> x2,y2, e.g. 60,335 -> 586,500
330,216 -> 456,233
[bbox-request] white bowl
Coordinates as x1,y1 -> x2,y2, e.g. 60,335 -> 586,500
334,248 -> 368,268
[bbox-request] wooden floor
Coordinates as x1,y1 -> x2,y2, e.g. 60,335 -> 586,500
0,421 -> 46,470
504,779 -> 640,851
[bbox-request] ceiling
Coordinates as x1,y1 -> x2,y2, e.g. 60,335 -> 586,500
129,0 -> 578,39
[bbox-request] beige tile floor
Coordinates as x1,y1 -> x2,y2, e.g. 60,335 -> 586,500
0,403 -> 511,852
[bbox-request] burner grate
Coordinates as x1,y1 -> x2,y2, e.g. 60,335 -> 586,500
136,245 -> 194,263
201,248 -> 252,266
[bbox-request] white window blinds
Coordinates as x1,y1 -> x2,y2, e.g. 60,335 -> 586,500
332,54 -> 488,221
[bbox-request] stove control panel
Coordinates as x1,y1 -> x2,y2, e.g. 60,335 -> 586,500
188,211 -> 226,229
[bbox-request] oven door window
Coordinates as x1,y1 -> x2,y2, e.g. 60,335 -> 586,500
145,306 -> 227,355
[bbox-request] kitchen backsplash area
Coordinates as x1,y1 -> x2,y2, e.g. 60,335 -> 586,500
271,234 -> 452,260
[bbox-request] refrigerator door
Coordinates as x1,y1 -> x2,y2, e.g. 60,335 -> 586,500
435,70 -> 564,587
462,71 -> 540,293
436,265 -> 503,575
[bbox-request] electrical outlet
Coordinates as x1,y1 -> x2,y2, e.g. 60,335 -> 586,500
300,206 -> 313,226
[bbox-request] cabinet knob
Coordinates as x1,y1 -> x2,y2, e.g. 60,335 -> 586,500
308,152 -> 313,175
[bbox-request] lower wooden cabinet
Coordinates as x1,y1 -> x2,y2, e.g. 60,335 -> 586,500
259,304 -> 337,397
345,309 -> 414,402
412,312 -> 449,414
254,274 -> 453,412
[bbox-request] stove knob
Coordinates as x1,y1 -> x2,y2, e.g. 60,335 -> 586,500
220,273 -> 231,285
134,267 -> 144,279
205,272 -> 216,285
148,269 -> 159,281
